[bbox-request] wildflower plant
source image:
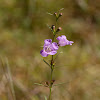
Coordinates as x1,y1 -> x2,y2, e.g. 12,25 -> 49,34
36,9 -> 74,100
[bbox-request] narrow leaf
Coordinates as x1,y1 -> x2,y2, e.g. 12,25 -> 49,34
34,83 -> 44,86
46,24 -> 53,32
59,8 -> 64,11
53,82 -> 69,86
41,57 -> 51,67
47,12 -> 53,15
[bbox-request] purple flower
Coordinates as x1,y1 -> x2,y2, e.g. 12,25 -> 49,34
57,35 -> 74,46
40,39 -> 59,57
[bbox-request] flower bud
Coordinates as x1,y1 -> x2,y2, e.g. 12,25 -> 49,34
57,13 -> 62,20
51,25 -> 55,31
59,13 -> 62,16
54,12 -> 57,17
56,27 -> 62,32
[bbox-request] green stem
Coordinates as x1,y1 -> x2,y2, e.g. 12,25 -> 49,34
48,72 -> 52,100
49,86 -> 52,100
49,56 -> 54,100
48,16 -> 58,100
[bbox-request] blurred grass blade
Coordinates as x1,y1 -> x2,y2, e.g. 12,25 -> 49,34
44,96 -> 47,100
0,57 -> 16,100
5,58 -> 16,100
13,78 -> 33,100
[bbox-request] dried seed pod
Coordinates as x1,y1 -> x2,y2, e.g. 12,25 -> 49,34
51,80 -> 55,85
44,81 -> 49,87
56,27 -> 62,32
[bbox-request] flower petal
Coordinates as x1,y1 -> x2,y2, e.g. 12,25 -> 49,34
44,39 -> 52,45
57,35 -> 74,46
52,42 -> 59,50
47,51 -> 57,55
56,36 -> 61,41
57,35 -> 68,46
40,50 -> 48,57
61,35 -> 67,39
68,41 -> 74,45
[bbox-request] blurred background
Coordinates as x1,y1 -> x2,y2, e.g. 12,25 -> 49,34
0,0 -> 100,100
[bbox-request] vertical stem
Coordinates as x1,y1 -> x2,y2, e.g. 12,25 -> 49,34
49,55 -> 54,100
49,88 -> 51,100
49,69 -> 53,100
48,17 -> 58,100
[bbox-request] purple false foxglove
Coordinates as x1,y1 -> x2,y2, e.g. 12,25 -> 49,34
57,35 -> 74,46
40,39 -> 59,57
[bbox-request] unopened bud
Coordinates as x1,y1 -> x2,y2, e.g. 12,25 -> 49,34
54,12 -> 57,17
56,27 -> 62,32
59,13 -> 62,16
51,25 -> 55,31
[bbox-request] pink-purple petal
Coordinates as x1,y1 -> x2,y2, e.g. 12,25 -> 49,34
56,36 -> 61,41
57,35 -> 74,46
40,50 -> 48,57
61,35 -> 67,39
68,41 -> 74,45
47,51 -> 57,55
44,39 -> 52,45
52,42 -> 59,50
59,41 -> 66,46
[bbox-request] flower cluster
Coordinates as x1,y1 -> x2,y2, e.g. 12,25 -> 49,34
40,35 -> 74,57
